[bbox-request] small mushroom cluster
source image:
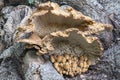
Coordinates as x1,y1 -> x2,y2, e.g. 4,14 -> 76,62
50,54 -> 91,77
15,2 -> 113,77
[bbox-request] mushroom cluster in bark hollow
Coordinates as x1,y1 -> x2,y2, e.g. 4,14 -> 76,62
16,2 -> 113,77
51,54 -> 91,77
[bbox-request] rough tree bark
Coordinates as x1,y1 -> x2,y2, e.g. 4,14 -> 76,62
0,0 -> 120,80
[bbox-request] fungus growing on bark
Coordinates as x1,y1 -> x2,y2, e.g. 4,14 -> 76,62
39,28 -> 103,76
16,2 -> 113,77
16,2 -> 112,39
50,54 -> 91,77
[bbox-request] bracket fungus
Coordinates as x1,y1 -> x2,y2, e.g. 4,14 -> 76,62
16,2 -> 113,77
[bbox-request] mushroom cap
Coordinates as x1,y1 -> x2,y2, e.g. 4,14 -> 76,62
15,2 -> 112,39
41,28 -> 103,64
31,2 -> 112,37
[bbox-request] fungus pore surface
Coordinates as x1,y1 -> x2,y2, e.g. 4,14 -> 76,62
16,2 -> 113,77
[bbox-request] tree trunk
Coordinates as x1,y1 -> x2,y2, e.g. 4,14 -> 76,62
0,0 -> 120,80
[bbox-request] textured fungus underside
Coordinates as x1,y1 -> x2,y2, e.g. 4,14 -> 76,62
16,2 -> 113,77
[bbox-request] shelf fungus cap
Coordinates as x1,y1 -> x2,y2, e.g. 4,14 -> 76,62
41,28 -> 103,62
15,2 -> 112,40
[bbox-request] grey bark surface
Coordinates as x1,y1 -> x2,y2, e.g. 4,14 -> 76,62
0,0 -> 120,80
